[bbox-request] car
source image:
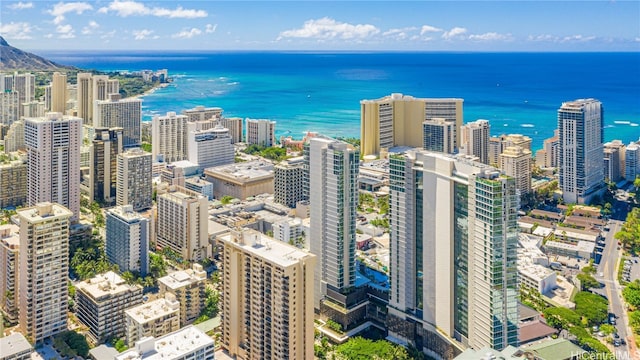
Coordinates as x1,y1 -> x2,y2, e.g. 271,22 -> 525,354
613,333 -> 620,339
614,339 -> 621,347
636,259 -> 639,263
593,325 -> 600,332
610,319 -> 617,325
598,331 -> 605,337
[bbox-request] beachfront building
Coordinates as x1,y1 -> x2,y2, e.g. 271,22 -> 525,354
157,264 -> 207,326
460,119 -> 490,164
558,99 -> 604,204
274,156 -> 306,208
75,272 -> 143,345
246,118 -> 276,147
219,229 -> 316,360
18,203 -> 72,343
603,140 -> 626,183
186,124 -> 234,171
116,148 -> 153,211
422,117 -> 456,154
360,93 -> 464,157
499,146 -> 532,195
388,151 -> 519,356
626,141 -> 640,182
156,186 -> 208,262
106,205 -> 150,276
89,127 -> 124,205
94,94 -> 142,147
219,117 -> 244,143
182,105 -> 223,122
25,112 -> 82,221
152,111 -> 188,163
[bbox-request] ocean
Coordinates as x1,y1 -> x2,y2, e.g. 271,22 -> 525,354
40,51 -> 640,150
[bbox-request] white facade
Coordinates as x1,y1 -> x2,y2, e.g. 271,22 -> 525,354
24,112 -> 82,221
124,294 -> 181,347
182,105 -> 222,122
0,225 -> 20,323
460,119 -> 490,164
152,112 -> 188,163
245,118 -> 276,147
0,90 -> 19,125
307,137 -> 359,308
106,205 -> 150,275
422,117 -> 455,154
94,94 -> 142,147
499,146 -> 532,195
626,141 -> 640,182
558,99 -> 604,204
18,203 -> 72,343
272,216 -> 305,245
13,73 -> 35,118
186,124 -> 234,171
117,326 -> 214,360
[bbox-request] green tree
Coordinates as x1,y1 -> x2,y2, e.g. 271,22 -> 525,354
542,307 -> 580,329
574,291 -> 608,326
576,272 -> 600,290
220,195 -> 234,205
334,337 -> 410,360
623,280 -> 640,308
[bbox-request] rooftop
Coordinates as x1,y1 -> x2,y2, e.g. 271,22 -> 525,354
116,326 -> 213,360
125,295 -> 180,324
158,264 -> 206,290
204,160 -> 274,181
519,320 -> 557,345
545,240 -> 595,253
17,202 -> 72,222
0,333 -> 32,358
218,229 -> 315,268
76,271 -> 141,300
107,205 -> 147,222
523,338 -> 586,360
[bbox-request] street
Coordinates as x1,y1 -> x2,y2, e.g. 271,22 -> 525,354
597,219 -> 632,354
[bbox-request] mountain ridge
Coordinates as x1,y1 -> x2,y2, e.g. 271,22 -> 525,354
0,36 -> 75,71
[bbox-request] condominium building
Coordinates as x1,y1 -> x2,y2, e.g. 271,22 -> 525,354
306,136 -> 359,310
90,127 -> 124,205
388,151 -> 518,356
460,119 -> 490,164
184,177 -> 214,200
94,94 -> 142,147
0,224 -> 20,323
51,72 -> 67,113
22,101 -> 46,118
499,146 -> 532,195
536,129 -> 560,169
274,156 -> 305,208
75,272 -> 144,345
117,148 -> 153,211
92,75 -> 120,103
152,112 -> 188,163
186,124 -> 234,171
422,117 -> 456,154
160,160 -> 199,187
219,117 -> 244,144
204,160 -> 274,200
158,264 -> 207,326
13,73 -> 35,118
246,118 -> 276,147
272,217 -> 305,246
117,326 -> 214,360
0,156 -> 27,209
219,229 -> 316,360
156,186 -> 208,262
106,205 -> 150,276
603,140 -> 626,183
0,90 -> 19,125
558,99 -> 604,204
25,112 -> 82,221
18,203 -> 72,343
0,333 -> 33,360
124,293 -> 181,347
3,120 -> 24,153
489,134 -> 532,166
626,141 -> 640,182
77,72 -> 93,124
360,93 -> 463,156
182,105 -> 223,122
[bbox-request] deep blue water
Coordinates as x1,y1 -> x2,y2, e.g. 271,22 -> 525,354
40,51 -> 640,150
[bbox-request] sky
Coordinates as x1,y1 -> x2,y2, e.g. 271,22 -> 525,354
1,1 -> 639,51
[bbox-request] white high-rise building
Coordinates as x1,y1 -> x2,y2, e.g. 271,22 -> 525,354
13,73 -> 35,118
156,186 -> 208,262
106,205 -> 150,276
603,140 -> 626,183
626,140 -> 640,182
558,99 -> 604,204
499,146 -> 532,195
388,151 -> 519,355
94,94 -> 142,147
18,203 -> 72,343
116,148 -> 152,211
0,224 -> 20,323
152,112 -> 188,163
218,229 -> 316,360
246,118 -> 276,147
360,94 -> 464,156
186,124 -> 234,171
460,119 -> 490,164
0,90 -> 19,125
92,75 -> 119,103
306,136 -> 359,309
422,117 -> 456,154
25,112 -> 82,221
219,117 -> 243,144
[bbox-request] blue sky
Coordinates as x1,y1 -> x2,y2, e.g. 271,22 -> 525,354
1,1 -> 639,51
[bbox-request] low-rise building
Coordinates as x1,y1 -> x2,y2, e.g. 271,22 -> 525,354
116,326 -> 214,360
185,177 -> 214,200
76,272 -> 144,345
544,240 -> 595,260
124,293 -> 181,347
158,264 -> 207,326
0,333 -> 33,360
204,160 -> 274,200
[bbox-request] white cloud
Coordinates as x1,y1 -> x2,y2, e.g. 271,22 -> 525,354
81,20 -> 99,35
48,2 -> 93,25
527,34 -> 558,42
56,23 -> 75,38
442,27 -> 467,40
172,28 -> 202,39
561,34 -> 596,43
132,29 -> 154,40
420,25 -> 442,35
44,33 -> 54,38
101,30 -> 116,39
278,17 -> 379,41
99,1 -> 207,18
8,2 -> 34,10
383,27 -> 417,40
205,24 -> 217,34
0,21 -> 32,39
636,37 -> 640,42
468,32 -> 513,41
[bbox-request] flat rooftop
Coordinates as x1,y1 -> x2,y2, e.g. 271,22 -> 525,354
125,296 -> 179,324
158,266 -> 206,290
218,229 -> 315,268
76,271 -> 140,300
205,160 -> 274,181
0,333 -> 32,358
116,326 -> 213,360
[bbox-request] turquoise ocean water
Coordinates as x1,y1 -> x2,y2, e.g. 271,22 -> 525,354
41,51 -> 640,150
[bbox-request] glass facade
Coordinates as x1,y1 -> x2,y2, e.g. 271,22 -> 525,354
453,182 -> 468,339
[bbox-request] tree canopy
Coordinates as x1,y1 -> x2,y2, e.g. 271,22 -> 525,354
334,337 -> 410,360
574,291 -> 608,326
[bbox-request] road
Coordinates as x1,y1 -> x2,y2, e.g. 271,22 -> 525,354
597,219 -> 631,354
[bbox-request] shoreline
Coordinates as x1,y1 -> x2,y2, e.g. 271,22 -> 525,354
132,82 -> 169,100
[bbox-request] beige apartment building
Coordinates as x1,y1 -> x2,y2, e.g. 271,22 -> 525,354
124,293 -> 181,347
219,229 -> 316,360
499,146 -> 532,195
0,224 -> 20,323
158,264 -> 207,326
0,157 -> 27,209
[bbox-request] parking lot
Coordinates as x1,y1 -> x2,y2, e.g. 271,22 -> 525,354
621,256 -> 640,283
